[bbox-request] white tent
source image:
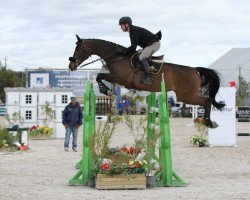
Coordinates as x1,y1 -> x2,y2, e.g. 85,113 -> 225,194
209,48 -> 250,87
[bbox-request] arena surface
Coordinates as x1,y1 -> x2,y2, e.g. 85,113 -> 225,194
0,117 -> 249,200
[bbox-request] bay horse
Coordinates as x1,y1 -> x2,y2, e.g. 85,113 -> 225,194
68,35 -> 225,128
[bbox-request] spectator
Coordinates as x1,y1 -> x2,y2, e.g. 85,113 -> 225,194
124,98 -> 131,114
118,99 -> 124,115
62,95 -> 83,152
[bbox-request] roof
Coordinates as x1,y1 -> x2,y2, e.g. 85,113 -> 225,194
209,48 -> 250,86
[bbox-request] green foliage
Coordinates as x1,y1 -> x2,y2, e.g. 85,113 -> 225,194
190,134 -> 208,147
236,76 -> 250,106
191,118 -> 208,147
0,66 -> 26,103
5,112 -> 24,127
124,115 -> 162,172
96,160 -> 148,177
90,115 -> 121,160
0,127 -> 14,148
28,125 -> 53,136
123,115 -> 147,152
41,101 -> 54,124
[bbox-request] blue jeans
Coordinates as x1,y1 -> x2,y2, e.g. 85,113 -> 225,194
64,126 -> 78,149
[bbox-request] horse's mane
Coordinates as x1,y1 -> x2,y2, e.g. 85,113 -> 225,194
86,38 -> 126,50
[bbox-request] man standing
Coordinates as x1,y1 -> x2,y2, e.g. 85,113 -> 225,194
62,95 -> 83,152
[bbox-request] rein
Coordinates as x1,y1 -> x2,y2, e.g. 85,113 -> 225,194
78,52 -> 120,68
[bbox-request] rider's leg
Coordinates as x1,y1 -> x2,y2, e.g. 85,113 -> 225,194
140,58 -> 152,84
139,42 -> 161,84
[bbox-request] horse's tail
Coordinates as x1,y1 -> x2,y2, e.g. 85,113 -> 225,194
195,67 -> 226,110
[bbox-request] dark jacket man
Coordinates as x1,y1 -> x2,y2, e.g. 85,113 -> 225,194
62,101 -> 83,127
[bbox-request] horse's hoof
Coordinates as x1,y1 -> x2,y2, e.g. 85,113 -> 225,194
211,121 -> 219,128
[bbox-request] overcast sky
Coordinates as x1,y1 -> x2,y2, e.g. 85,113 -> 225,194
1,0 -> 250,71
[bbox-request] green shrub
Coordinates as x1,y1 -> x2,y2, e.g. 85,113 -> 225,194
0,127 -> 14,148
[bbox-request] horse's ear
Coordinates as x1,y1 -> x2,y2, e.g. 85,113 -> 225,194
76,34 -> 82,42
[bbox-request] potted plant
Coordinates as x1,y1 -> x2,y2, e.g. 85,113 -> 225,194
95,159 -> 147,189
190,134 -> 208,147
190,117 -> 208,147
28,125 -> 53,139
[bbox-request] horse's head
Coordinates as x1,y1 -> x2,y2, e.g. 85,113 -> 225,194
68,35 -> 91,71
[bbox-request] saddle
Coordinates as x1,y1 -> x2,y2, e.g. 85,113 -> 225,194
131,52 -> 165,74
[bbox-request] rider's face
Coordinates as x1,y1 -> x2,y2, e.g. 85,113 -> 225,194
120,24 -> 129,32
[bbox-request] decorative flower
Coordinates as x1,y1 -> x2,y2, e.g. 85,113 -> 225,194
101,163 -> 111,171
129,160 -> 134,165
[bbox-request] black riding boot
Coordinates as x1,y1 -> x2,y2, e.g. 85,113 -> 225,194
141,58 -> 153,85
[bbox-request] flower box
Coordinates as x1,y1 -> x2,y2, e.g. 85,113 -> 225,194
95,173 -> 146,190
28,134 -> 51,140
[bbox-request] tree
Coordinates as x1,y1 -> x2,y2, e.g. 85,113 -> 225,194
0,65 -> 26,103
236,75 -> 250,106
41,101 -> 54,125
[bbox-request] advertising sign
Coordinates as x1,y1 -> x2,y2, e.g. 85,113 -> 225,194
27,69 -> 107,96
236,107 -> 250,119
208,87 -> 236,146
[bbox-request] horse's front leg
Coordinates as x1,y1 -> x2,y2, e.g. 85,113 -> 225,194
96,73 -> 125,96
96,73 -> 113,96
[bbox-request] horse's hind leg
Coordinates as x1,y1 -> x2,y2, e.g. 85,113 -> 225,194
203,99 -> 218,128
177,93 -> 217,128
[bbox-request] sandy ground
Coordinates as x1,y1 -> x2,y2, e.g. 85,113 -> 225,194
0,116 -> 250,200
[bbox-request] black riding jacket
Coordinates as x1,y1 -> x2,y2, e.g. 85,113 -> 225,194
125,25 -> 159,53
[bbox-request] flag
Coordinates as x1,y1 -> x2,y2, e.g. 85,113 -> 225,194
229,81 -> 236,87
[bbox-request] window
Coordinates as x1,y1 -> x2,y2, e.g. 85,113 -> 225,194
26,95 -> 32,104
62,95 -> 68,104
25,110 -> 32,120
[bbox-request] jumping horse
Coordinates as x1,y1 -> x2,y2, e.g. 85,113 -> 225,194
68,35 -> 225,128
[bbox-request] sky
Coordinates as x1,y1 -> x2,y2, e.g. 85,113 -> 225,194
1,0 -> 250,71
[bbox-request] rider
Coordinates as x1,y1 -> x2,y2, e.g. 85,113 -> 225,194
118,16 -> 161,85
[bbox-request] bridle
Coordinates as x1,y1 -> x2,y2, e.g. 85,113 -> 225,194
70,41 -> 125,69
69,41 -> 89,68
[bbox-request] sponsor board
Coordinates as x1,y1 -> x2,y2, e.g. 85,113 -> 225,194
208,87 -> 236,146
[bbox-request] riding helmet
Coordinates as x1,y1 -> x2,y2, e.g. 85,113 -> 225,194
119,16 -> 132,25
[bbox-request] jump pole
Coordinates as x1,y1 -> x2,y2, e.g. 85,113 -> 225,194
147,74 -> 187,187
69,80 -> 96,185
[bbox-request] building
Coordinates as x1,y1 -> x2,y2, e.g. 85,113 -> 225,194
4,87 -> 73,138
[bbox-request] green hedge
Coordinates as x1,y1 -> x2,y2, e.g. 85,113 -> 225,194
0,127 -> 14,148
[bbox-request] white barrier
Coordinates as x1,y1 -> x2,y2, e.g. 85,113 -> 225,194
208,87 -> 236,147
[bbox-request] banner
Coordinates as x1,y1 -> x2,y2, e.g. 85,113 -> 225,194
27,69 -> 108,96
208,87 -> 236,146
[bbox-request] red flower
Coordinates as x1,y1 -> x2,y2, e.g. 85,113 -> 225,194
101,163 -> 111,171
121,147 -> 129,154
129,147 -> 134,155
135,163 -> 140,168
